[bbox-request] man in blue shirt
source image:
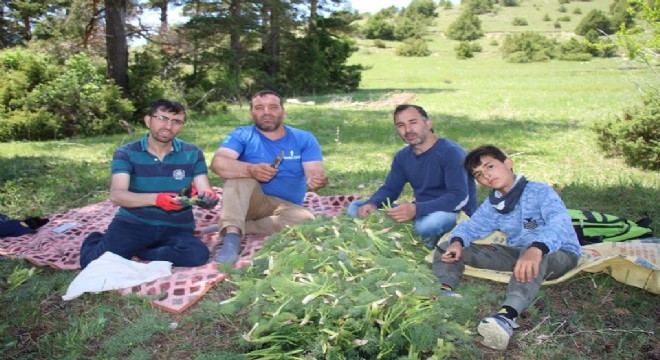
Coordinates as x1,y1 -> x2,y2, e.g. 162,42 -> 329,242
210,90 -> 328,263
79,99 -> 218,269
347,104 -> 477,249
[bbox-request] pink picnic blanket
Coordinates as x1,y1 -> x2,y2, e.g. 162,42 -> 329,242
0,188 -> 358,313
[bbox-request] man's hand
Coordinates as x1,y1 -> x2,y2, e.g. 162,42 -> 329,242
307,173 -> 328,190
155,192 -> 185,211
514,247 -> 543,283
248,163 -> 278,183
384,202 -> 416,223
357,203 -> 378,218
197,191 -> 219,209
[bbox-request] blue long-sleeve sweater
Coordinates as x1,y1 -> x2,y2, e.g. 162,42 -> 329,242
366,138 -> 477,218
450,181 -> 582,256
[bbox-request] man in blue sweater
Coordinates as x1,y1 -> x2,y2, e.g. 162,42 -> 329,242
433,145 -> 581,351
347,104 -> 477,248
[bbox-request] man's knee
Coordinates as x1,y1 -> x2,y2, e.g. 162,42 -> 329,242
415,211 -> 458,238
79,231 -> 105,269
280,206 -> 315,226
223,178 -> 260,192
346,200 -> 367,218
182,246 -> 210,267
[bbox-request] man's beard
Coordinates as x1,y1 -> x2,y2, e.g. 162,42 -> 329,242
404,131 -> 427,146
151,129 -> 173,143
256,118 -> 281,132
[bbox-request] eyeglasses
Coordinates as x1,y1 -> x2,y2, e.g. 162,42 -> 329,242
151,115 -> 185,126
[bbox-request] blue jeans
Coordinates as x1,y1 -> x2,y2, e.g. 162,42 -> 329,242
79,217 -> 209,269
347,200 -> 458,239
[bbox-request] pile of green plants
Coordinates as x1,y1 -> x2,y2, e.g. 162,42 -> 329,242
219,214 -> 471,359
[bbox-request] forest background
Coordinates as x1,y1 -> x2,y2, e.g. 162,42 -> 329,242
0,0 -> 659,359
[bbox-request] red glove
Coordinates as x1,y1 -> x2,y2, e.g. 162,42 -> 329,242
189,183 -> 198,197
155,192 -> 184,211
197,190 -> 219,209
182,183 -> 198,197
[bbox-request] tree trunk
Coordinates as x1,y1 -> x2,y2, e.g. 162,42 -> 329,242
22,16 -> 31,41
83,0 -> 101,49
158,1 -> 168,36
309,0 -> 317,34
268,2 -> 280,76
104,0 -> 130,98
230,0 -> 241,93
0,4 -> 5,48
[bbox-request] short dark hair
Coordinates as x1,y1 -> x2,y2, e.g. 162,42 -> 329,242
464,145 -> 508,176
393,104 -> 429,121
149,99 -> 185,117
250,90 -> 284,109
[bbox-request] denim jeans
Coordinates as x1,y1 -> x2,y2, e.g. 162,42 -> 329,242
347,199 -> 458,239
79,217 -> 209,269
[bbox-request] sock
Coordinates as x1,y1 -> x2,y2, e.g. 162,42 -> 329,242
214,232 -> 242,263
498,306 -> 518,320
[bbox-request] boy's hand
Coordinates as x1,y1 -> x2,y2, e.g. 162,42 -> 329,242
514,247 -> 543,282
440,241 -> 463,263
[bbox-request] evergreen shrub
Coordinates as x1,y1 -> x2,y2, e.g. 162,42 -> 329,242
594,92 -> 660,170
559,38 -> 593,61
446,10 -> 484,41
455,42 -> 474,59
0,49 -> 133,141
501,32 -> 558,62
576,9 -> 613,36
396,37 -> 432,57
512,17 -> 528,26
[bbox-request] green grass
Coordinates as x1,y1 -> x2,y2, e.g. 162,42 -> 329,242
1,0 -> 659,358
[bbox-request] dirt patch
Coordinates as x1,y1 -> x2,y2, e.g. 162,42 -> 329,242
369,91 -> 417,106
329,91 -> 418,107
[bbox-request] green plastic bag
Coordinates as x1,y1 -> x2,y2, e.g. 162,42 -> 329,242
568,209 -> 653,245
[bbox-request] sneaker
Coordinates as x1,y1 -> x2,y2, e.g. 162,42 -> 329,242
477,314 -> 519,350
439,288 -> 463,298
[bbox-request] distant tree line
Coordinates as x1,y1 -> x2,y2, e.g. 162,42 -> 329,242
0,0 -> 365,140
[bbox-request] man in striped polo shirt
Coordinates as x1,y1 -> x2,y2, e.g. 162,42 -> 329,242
79,99 -> 218,269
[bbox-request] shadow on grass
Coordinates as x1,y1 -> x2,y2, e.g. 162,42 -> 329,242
0,155 -> 110,217
0,155 -> 57,183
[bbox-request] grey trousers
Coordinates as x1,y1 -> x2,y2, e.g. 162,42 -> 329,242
432,243 -> 579,314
